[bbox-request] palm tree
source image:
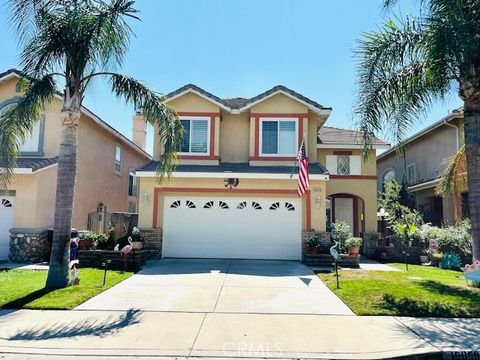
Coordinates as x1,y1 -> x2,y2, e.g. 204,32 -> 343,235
435,144 -> 467,224
355,0 -> 480,261
0,0 -> 183,288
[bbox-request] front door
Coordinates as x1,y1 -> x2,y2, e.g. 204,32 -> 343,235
334,197 -> 354,236
0,196 -> 15,260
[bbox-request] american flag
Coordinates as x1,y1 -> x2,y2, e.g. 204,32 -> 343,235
297,140 -> 309,197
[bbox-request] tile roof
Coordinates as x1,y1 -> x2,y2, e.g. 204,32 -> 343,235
318,126 -> 389,145
137,161 -> 328,175
15,157 -> 58,171
165,84 -> 331,113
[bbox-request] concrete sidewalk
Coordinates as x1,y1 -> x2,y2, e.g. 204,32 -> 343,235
0,309 -> 478,359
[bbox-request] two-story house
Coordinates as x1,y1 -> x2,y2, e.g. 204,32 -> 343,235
0,69 -> 151,260
377,109 -> 464,225
136,84 -> 389,260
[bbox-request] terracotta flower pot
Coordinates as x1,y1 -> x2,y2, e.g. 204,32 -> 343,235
348,246 -> 360,255
307,246 -> 318,255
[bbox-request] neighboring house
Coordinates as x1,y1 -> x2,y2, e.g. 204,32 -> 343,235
377,109 -> 464,225
136,84 -> 389,260
0,69 -> 151,260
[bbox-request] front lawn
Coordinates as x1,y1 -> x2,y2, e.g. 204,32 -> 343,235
318,264 -> 480,317
0,268 -> 132,309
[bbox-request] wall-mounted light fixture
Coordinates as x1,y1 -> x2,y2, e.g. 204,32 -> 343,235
143,193 -> 150,205
313,187 -> 322,208
224,178 -> 240,190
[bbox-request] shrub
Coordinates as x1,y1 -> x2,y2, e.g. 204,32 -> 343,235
345,237 -> 363,249
307,237 -> 320,248
437,220 -> 472,264
331,222 -> 351,252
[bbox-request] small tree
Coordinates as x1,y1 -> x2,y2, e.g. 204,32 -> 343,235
331,221 -> 352,252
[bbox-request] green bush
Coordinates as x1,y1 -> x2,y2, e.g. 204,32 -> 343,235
345,237 -> 363,249
437,220 -> 472,264
331,222 -> 351,252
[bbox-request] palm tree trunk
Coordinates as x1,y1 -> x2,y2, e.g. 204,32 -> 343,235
464,99 -> 480,261
45,99 -> 80,288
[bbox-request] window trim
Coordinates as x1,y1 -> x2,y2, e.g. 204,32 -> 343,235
259,117 -> 298,157
128,170 -> 137,197
177,115 -> 212,156
114,144 -> 122,174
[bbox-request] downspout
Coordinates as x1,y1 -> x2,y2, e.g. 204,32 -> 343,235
444,117 -> 460,151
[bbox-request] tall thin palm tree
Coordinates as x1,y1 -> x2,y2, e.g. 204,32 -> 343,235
355,0 -> 480,260
435,144 -> 467,224
0,0 -> 183,288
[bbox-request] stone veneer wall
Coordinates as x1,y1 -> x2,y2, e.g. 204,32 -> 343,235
9,228 -> 49,263
302,231 -> 331,254
141,228 -> 163,258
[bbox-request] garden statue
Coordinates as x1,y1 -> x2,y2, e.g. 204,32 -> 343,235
69,260 -> 80,286
462,258 -> 480,285
120,237 -> 134,270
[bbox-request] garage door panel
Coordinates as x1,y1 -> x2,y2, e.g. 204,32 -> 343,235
163,197 -> 301,260
0,196 -> 15,260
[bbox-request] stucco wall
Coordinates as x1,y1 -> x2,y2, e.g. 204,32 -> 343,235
74,113 -> 148,228
377,119 -> 462,192
138,177 -> 327,232
220,113 -> 250,163
0,76 -> 149,230
325,178 -> 378,232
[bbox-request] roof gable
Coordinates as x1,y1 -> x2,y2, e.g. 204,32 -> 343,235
164,84 -> 331,115
318,126 -> 389,147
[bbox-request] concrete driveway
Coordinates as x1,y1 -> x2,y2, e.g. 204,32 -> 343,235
77,259 -> 353,315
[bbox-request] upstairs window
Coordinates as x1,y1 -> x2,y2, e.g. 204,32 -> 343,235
0,102 -> 43,155
114,145 -> 122,173
407,163 -> 416,185
326,155 -> 361,175
260,118 -> 297,156
180,117 -> 209,154
336,155 -> 350,175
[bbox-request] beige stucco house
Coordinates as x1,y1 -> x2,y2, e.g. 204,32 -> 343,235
0,69 -> 151,260
136,84 -> 389,260
377,109 -> 465,225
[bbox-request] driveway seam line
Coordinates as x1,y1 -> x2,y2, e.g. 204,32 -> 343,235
187,312 -> 208,358
212,259 -> 231,313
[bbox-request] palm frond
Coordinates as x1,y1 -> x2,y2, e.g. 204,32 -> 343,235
435,144 -> 467,223
0,74 -> 57,187
355,14 -> 453,151
106,73 -> 183,180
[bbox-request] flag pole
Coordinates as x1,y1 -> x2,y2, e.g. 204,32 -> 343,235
290,135 -> 305,179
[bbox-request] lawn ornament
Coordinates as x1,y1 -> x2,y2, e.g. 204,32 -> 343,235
330,241 -> 341,289
120,237 -> 133,269
462,258 -> 480,285
69,260 -> 80,286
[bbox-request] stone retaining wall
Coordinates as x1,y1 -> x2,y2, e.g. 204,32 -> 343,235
78,250 -> 147,271
141,228 -> 162,258
9,228 -> 49,263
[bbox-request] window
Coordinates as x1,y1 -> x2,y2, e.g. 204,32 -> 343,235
237,201 -> 247,209
326,155 -> 361,175
170,200 -> 181,208
179,117 -> 209,154
407,164 -> 416,185
114,145 -> 122,173
337,156 -> 350,175
128,201 -> 137,213
128,171 -> 137,197
382,169 -> 396,187
260,118 -> 297,155
0,103 -> 43,155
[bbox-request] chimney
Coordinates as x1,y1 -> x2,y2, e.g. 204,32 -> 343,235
132,113 -> 147,151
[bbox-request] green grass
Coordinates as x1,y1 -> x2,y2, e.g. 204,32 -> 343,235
0,268 -> 132,309
318,263 -> 480,317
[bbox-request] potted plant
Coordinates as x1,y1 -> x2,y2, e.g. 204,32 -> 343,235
79,231 -> 96,250
331,221 -> 351,253
130,227 -> 144,250
345,237 -> 363,255
93,233 -> 109,250
306,236 -> 320,255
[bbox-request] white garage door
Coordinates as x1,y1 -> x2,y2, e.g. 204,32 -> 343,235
163,197 -> 302,260
0,196 -> 15,260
